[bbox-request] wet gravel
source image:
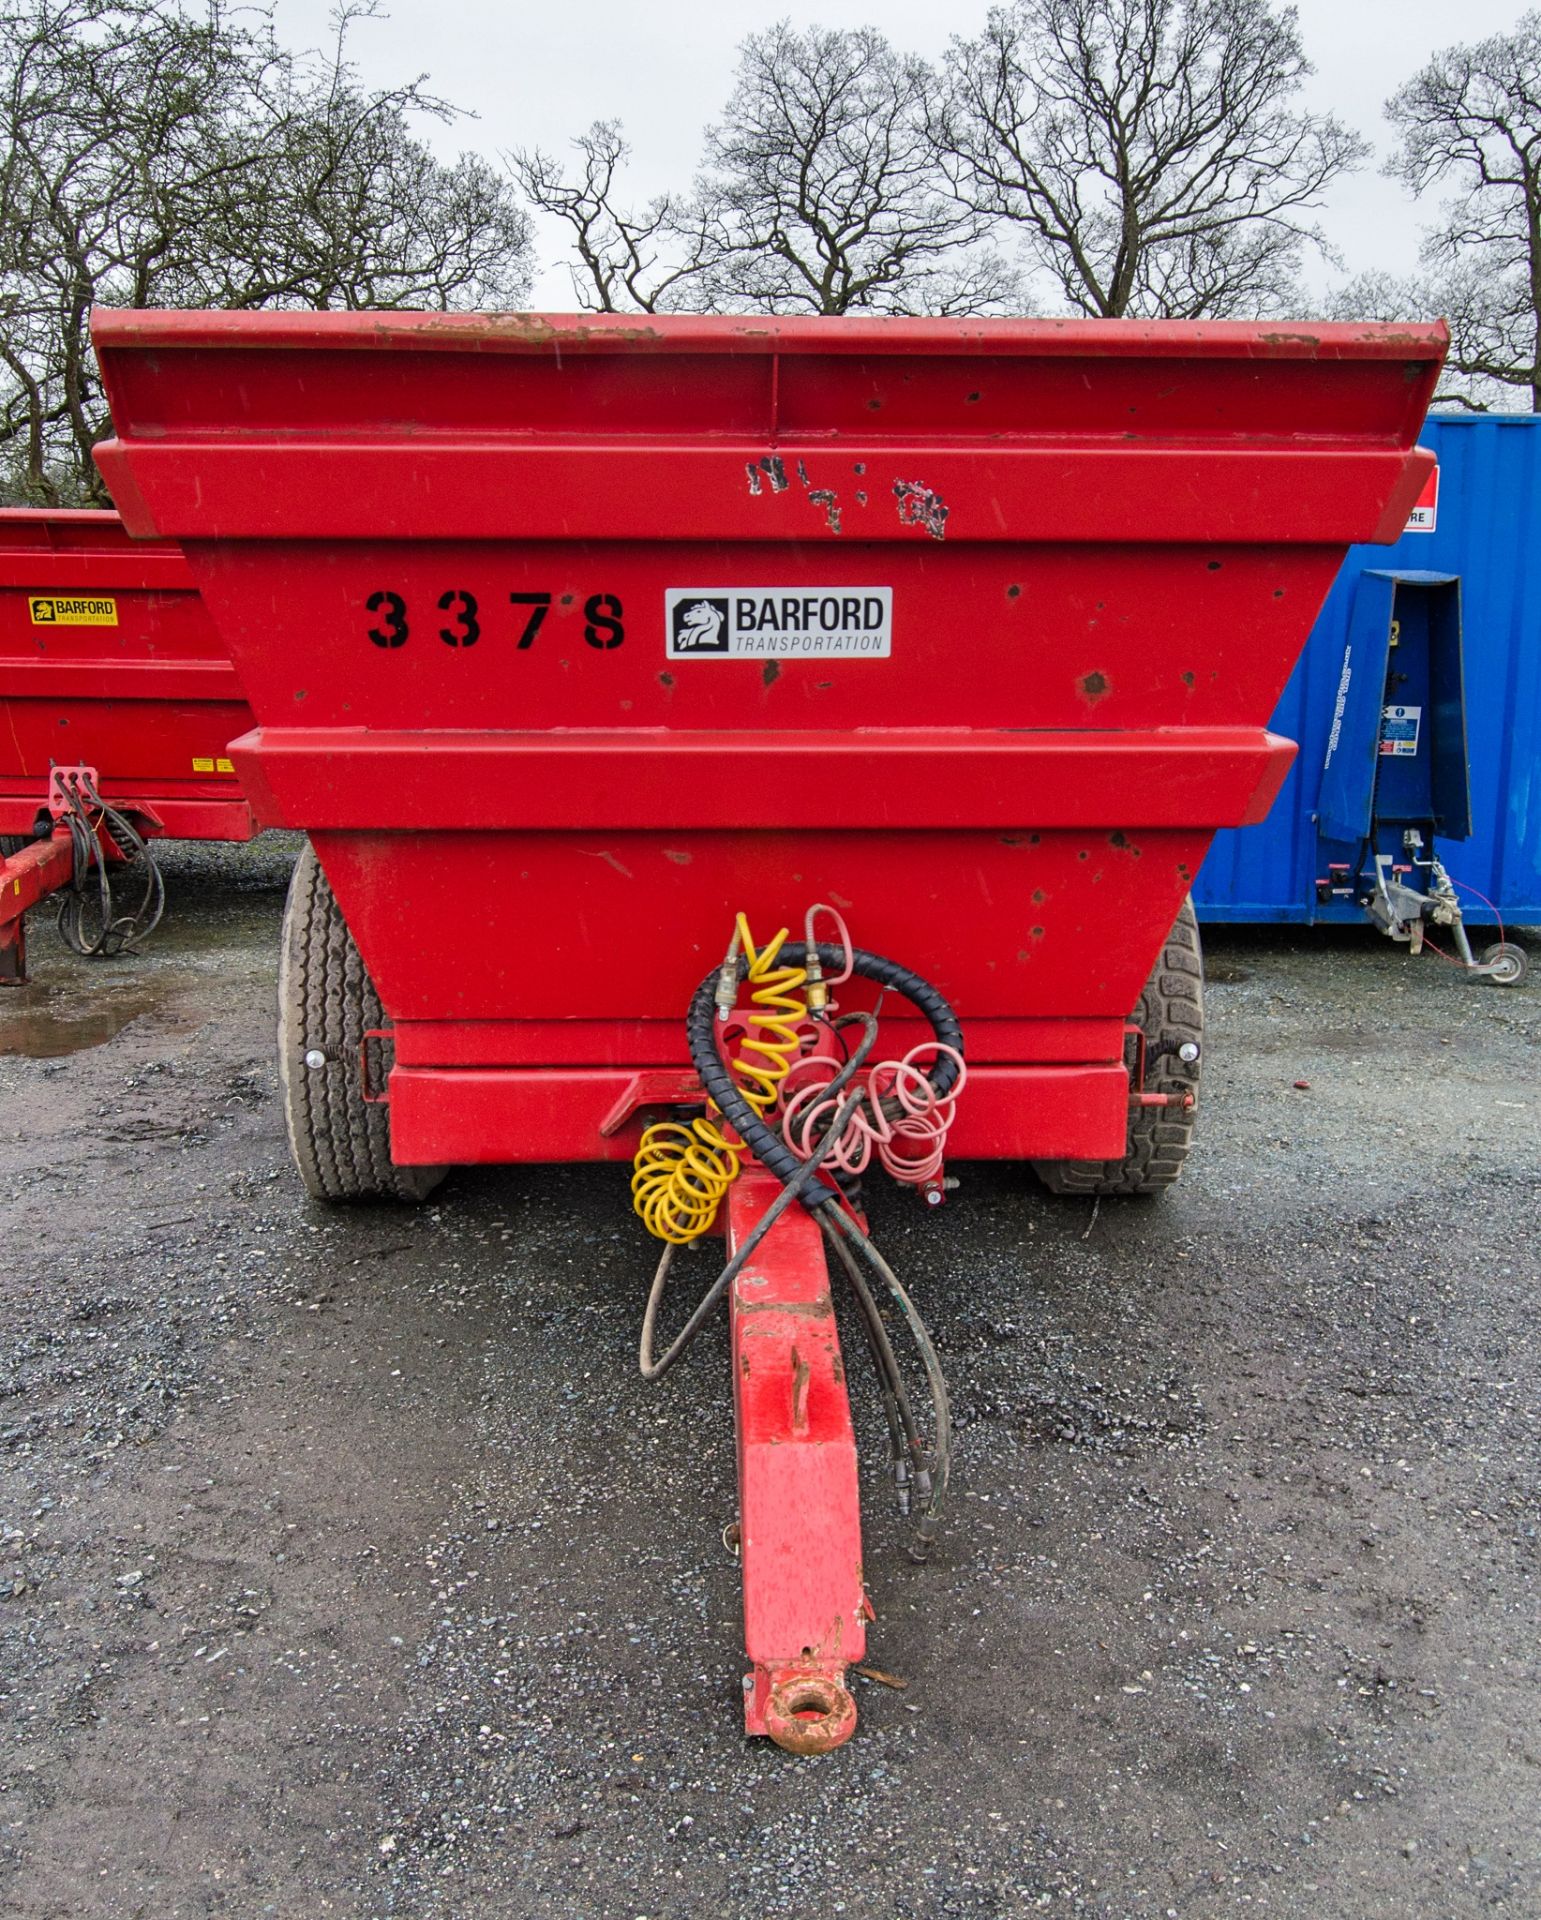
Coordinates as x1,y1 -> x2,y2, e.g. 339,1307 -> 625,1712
0,841 -> 1537,1919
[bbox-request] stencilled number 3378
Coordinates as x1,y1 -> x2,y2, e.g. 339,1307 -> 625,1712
365,589 -> 624,651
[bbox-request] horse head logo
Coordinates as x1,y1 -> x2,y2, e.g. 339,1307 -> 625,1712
674,598 -> 728,652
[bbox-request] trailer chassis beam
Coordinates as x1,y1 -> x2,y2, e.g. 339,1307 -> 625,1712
0,832 -> 73,984
726,1170 -> 867,1754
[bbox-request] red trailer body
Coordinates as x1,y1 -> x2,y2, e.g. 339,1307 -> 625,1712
0,509 -> 255,843
91,309 -> 1444,1747
92,312 -> 1440,1169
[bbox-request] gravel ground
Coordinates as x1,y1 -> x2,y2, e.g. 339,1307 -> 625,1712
0,839 -> 1537,1920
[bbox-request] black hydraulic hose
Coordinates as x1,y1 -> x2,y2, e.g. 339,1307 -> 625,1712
639,1015 -> 879,1381
686,941 -> 963,1206
821,1219 -> 928,1512
55,771 -> 164,958
667,938 -> 958,1559
824,1207 -> 953,1562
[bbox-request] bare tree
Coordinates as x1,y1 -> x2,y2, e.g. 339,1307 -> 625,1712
693,22 -> 1014,317
0,0 -> 533,505
1384,14 -> 1541,411
935,0 -> 1366,318
510,122 -> 711,313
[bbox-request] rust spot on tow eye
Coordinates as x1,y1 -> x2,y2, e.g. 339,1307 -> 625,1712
893,479 -> 949,540
658,671 -> 675,689
1006,583 -> 1021,599
1078,670 -> 1110,703
1109,831 -> 1142,858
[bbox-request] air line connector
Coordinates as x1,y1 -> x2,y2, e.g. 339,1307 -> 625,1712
804,946 -> 829,1017
803,901 -> 852,1017
714,921 -> 745,1023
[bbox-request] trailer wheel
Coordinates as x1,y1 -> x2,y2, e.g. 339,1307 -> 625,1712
278,841 -> 443,1203
1034,897 -> 1203,1197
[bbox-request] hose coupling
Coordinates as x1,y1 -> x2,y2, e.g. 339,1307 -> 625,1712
908,1510 -> 940,1565
714,923 -> 745,1022
893,1453 -> 913,1517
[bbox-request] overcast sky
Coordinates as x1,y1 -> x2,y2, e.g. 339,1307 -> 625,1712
275,0 -> 1526,310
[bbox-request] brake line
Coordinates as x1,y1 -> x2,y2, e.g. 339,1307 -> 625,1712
53,768 -> 164,958
639,931 -> 962,1560
639,1013 -> 878,1382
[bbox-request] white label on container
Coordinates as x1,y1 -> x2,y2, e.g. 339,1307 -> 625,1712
665,587 -> 892,660
1379,703 -> 1422,757
1405,465 -> 1438,533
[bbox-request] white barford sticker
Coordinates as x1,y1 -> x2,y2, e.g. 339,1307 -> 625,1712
665,587 -> 892,660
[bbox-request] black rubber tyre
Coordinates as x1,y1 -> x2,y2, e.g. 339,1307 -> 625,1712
278,840 -> 444,1203
1481,940 -> 1529,988
1034,896 -> 1203,1196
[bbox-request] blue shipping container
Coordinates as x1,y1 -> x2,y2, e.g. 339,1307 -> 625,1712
1195,413 -> 1541,926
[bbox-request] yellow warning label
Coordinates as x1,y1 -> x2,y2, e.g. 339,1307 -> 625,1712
29,595 -> 118,626
216,757 -> 234,774
191,757 -> 215,773
191,757 -> 238,775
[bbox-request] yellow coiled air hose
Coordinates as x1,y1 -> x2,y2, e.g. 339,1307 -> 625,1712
631,914 -> 809,1242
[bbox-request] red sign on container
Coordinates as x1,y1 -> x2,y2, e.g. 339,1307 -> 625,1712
1406,463 -> 1439,532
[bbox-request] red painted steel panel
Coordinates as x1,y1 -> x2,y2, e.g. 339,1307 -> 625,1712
188,542 -> 1347,734
386,1063 -> 1130,1165
388,1015 -> 1124,1068
90,309 -> 1445,1166
313,825 -> 1205,1025
97,443 -> 1432,545
231,728 -> 1294,830
0,509 -> 258,841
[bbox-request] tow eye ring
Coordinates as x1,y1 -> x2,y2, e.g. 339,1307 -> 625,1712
764,1673 -> 860,1755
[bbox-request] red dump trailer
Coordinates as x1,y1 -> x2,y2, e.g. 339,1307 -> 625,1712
93,309 -> 1444,1750
0,509 -> 257,980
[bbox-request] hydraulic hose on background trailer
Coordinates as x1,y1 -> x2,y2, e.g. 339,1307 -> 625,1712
54,769 -> 164,958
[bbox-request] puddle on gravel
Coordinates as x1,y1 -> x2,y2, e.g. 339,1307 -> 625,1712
0,972 -> 200,1058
